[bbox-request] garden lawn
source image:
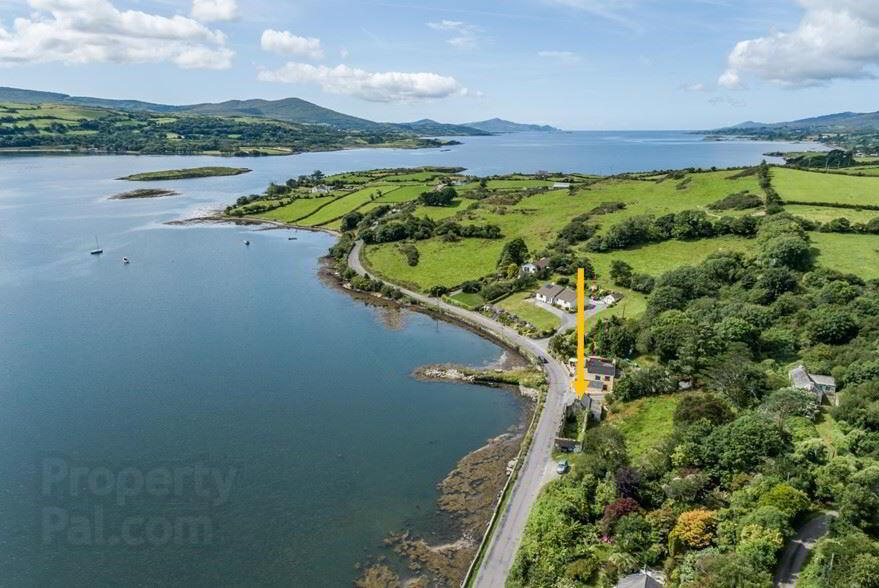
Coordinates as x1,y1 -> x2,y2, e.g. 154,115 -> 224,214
606,394 -> 681,460
810,232 -> 879,280
773,167 -> 879,206
496,293 -> 561,331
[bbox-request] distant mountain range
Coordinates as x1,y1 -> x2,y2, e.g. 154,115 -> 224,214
719,111 -> 879,133
0,86 -> 560,137
463,118 -> 560,133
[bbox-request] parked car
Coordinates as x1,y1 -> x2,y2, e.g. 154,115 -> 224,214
556,460 -> 570,474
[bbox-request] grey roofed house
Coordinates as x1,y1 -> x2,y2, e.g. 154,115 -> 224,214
616,572 -> 663,588
587,356 -> 618,377
788,364 -> 837,404
554,288 -> 577,309
535,284 -> 565,303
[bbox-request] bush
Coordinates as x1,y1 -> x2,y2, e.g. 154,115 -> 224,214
808,309 -> 859,344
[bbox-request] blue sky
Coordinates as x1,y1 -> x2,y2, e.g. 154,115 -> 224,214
2,0 -> 879,129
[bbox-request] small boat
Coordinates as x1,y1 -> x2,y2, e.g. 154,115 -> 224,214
90,236 -> 103,255
287,236 -> 297,241
243,239 -> 250,246
122,257 -> 130,264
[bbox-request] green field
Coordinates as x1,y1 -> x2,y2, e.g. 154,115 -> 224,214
258,196 -> 337,222
784,204 -> 879,224
773,167 -> 879,205
496,294 -> 561,331
607,394 -> 681,459
301,186 -> 392,226
446,291 -> 486,310
120,167 -> 251,181
810,232 -> 879,279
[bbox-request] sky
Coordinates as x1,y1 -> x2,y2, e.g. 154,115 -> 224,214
1,0 -> 879,129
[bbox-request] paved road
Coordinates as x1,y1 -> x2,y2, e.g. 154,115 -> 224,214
348,241 -> 569,587
773,512 -> 834,587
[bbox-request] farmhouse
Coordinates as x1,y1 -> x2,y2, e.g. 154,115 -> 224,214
789,364 -> 838,405
535,284 -> 565,304
520,262 -> 538,274
552,182 -> 571,189
311,185 -> 331,194
587,356 -> 619,393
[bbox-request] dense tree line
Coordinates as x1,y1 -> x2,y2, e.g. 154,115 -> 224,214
513,213 -> 879,586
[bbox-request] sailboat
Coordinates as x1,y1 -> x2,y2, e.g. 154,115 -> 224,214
90,236 -> 103,255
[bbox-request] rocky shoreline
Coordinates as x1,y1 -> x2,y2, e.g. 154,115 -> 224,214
109,188 -> 179,200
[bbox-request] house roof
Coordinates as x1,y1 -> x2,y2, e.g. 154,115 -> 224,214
587,356 -> 617,377
555,288 -> 577,305
616,573 -> 663,588
535,257 -> 550,270
811,374 -> 836,387
789,365 -> 813,389
536,284 -> 565,299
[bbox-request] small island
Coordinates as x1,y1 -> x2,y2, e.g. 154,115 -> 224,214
109,188 -> 179,200
119,167 -> 252,181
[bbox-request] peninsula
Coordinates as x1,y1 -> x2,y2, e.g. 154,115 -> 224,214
226,160 -> 879,587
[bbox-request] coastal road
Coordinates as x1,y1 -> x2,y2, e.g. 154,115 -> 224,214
773,512 -> 834,587
348,241 -> 569,587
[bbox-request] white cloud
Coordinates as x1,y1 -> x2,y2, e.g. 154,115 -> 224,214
680,82 -> 707,92
719,0 -> 879,88
537,50 -> 581,65
426,19 -> 481,50
191,0 -> 237,22
545,0 -> 638,26
260,29 -> 323,59
0,0 -> 233,68
258,62 -> 470,103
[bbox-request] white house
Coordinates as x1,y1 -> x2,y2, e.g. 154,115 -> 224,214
311,185 -> 331,194
521,263 -> 539,274
554,288 -> 577,311
535,284 -> 564,304
553,182 -> 572,189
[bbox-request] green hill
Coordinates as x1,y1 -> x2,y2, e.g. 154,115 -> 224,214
463,118 -> 560,133
0,86 -> 487,136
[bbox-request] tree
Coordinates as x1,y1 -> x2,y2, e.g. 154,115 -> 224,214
705,413 -> 790,473
735,524 -> 783,570
649,310 -> 698,362
760,388 -> 819,422
340,211 -> 363,232
670,509 -> 716,553
808,309 -> 859,344
419,186 -> 457,206
757,483 -> 809,519
497,238 -> 529,268
673,393 -> 733,427
610,260 -> 634,288
700,345 -> 768,408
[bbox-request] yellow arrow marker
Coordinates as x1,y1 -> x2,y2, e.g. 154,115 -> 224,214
573,267 -> 586,399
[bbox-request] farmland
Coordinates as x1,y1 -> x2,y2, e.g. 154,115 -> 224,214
230,163 -> 879,325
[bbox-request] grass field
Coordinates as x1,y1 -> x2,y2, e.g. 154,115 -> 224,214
301,186 -> 391,226
773,167 -> 879,205
810,232 -> 879,279
606,395 -> 681,459
784,204 -> 879,224
496,294 -> 561,331
258,196 -> 337,222
446,291 -> 486,310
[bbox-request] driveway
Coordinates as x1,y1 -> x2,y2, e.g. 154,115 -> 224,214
773,512 -> 834,587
